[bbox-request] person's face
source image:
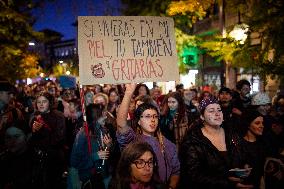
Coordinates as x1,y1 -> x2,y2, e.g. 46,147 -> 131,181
63,90 -> 73,101
203,92 -> 211,100
69,102 -> 77,113
191,91 -> 197,99
138,86 -> 147,96
152,89 -> 161,98
248,116 -> 264,136
201,103 -> 223,127
131,151 -> 154,183
24,86 -> 31,96
219,92 -> 232,103
271,123 -> 283,135
36,96 -> 50,113
109,91 -> 118,103
184,90 -> 194,101
240,84 -> 251,97
94,96 -> 107,106
0,91 -> 10,105
85,92 -> 94,105
138,109 -> 159,136
97,111 -> 107,126
94,85 -> 102,94
168,97 -> 178,111
257,104 -> 271,116
48,87 -> 56,96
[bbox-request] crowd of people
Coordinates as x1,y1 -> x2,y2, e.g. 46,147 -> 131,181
0,77 -> 284,189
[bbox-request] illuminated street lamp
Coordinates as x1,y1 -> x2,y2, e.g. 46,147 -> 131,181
229,23 -> 249,44
66,70 -> 71,75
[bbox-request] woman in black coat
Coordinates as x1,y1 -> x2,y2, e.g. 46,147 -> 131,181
179,98 -> 253,189
29,92 -> 66,189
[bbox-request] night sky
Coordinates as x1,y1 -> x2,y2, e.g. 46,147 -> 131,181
33,0 -> 121,40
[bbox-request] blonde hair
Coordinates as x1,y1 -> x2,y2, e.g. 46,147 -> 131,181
93,92 -> 109,105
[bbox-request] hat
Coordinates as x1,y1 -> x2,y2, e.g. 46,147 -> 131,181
199,98 -> 219,113
251,92 -> 271,106
219,87 -> 232,95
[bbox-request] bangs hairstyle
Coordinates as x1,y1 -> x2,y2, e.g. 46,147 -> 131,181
35,91 -> 54,110
114,141 -> 160,189
134,103 -> 160,135
135,103 -> 159,119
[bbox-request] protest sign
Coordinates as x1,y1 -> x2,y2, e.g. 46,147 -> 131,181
59,75 -> 76,89
78,16 -> 179,85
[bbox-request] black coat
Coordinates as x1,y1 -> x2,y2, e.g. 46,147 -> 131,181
179,124 -> 246,189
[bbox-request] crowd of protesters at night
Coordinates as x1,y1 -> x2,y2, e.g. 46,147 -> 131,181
1,77 -> 284,189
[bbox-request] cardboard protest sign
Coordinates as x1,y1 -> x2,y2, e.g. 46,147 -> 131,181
78,16 -> 179,85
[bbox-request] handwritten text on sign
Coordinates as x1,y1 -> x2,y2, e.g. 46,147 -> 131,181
78,16 -> 179,85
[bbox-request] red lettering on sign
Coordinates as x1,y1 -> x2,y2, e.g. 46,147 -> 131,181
87,40 -> 109,59
111,58 -> 164,81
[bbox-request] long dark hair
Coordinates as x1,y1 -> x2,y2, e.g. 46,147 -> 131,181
110,141 -> 161,189
161,92 -> 185,126
85,103 -> 104,134
134,84 -> 150,97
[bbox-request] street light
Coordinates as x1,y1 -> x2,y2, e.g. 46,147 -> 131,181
229,23 -> 249,44
66,70 -> 71,75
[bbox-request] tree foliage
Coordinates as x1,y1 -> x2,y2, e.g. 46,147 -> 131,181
241,0 -> 284,78
120,0 -> 171,16
0,0 -> 44,82
167,0 -> 214,30
121,0 -> 214,73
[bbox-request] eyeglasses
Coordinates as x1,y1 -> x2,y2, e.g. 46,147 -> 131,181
140,114 -> 159,120
132,159 -> 155,169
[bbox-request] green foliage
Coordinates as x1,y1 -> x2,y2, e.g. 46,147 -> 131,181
224,0 -> 284,80
120,0 -> 171,16
175,28 -> 200,72
121,0 -> 212,74
0,0 -> 44,82
167,0 -> 214,31
200,35 -> 242,63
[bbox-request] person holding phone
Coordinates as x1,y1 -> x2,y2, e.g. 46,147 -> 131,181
69,104 -> 115,189
29,92 -> 66,188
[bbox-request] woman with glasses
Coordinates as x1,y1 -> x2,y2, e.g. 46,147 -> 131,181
109,141 -> 165,189
117,84 -> 180,189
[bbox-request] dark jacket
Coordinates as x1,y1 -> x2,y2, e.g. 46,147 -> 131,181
179,124 -> 246,189
29,110 -> 66,189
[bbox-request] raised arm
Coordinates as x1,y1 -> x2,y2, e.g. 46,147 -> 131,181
116,83 -> 136,134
